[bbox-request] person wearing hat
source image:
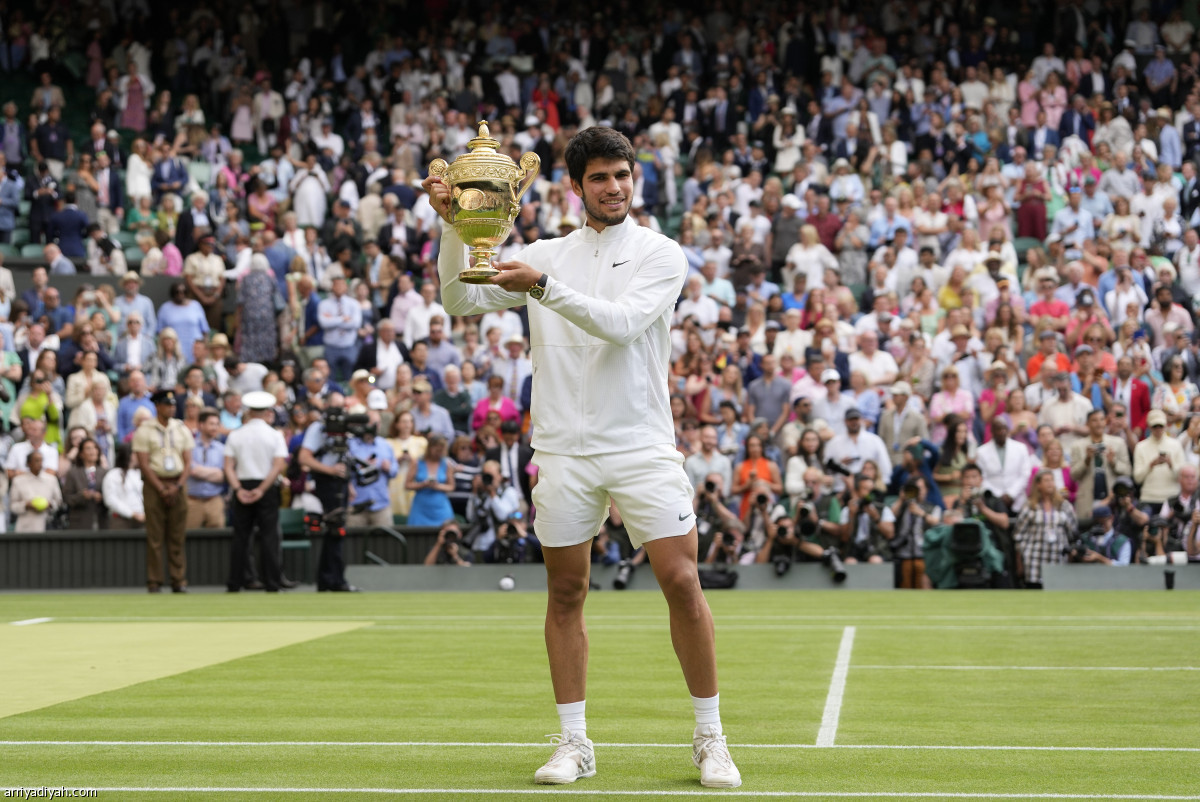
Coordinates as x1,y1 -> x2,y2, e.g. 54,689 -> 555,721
877,381 -> 929,456
824,406 -> 892,496
1134,409 -> 1186,506
223,390 -> 291,592
114,270 -> 157,332
185,407 -> 228,532
812,367 -> 856,436
1078,505 -> 1132,565
1068,409 -> 1133,524
183,232 -> 226,332
425,126 -> 742,788
133,389 -> 195,593
410,377 -> 455,442
493,332 -> 532,404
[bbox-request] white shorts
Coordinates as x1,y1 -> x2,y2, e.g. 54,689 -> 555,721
531,444 -> 696,550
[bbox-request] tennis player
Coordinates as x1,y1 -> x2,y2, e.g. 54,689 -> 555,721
425,126 -> 740,788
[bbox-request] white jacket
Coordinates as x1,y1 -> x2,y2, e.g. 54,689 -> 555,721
439,219 -> 685,456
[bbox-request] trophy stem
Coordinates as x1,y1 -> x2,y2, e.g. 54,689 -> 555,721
460,250 -> 500,284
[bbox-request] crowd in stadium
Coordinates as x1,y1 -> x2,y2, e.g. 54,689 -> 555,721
1,0 -> 1200,590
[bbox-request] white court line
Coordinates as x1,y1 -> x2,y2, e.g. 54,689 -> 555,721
46,614 -> 1200,622
9,617 -> 52,626
854,666 -> 1200,671
3,741 -> 1199,752
816,625 -> 856,747
31,787 -> 1200,799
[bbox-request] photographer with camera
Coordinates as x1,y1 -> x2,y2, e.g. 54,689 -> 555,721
948,464 -> 1011,532
839,472 -> 895,564
345,401 -> 399,528
1109,476 -> 1150,556
297,392 -> 362,592
823,408 -> 891,495
694,472 -> 745,558
1077,505 -> 1133,566
756,490 -> 847,582
1160,463 -> 1199,559
886,476 -> 941,588
1068,409 -> 1133,526
424,519 -> 472,566
466,459 -> 524,561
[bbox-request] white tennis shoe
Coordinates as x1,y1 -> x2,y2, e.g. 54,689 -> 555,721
533,730 -> 596,784
693,724 -> 741,788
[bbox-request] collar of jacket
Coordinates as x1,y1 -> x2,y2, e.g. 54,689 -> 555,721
576,215 -> 637,245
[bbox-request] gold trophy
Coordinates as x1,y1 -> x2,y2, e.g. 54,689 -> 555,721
428,121 -> 540,284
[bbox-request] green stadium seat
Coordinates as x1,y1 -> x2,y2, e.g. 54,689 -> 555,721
20,243 -> 43,259
18,200 -> 30,217
279,508 -> 312,584
1013,237 -> 1042,263
124,249 -> 143,268
10,229 -> 29,247
187,160 -> 212,188
0,244 -> 18,258
115,231 -> 139,250
393,514 -> 408,526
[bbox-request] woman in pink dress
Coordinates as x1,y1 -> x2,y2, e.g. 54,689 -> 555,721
1039,73 -> 1068,131
977,185 -> 1011,245
1018,69 -> 1041,128
929,367 -> 975,444
86,32 -> 104,87
471,375 -> 520,431
119,63 -> 150,132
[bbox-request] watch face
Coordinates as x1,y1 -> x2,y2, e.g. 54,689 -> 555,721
528,285 -> 545,300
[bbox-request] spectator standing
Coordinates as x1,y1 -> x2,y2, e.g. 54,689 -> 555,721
185,409 -> 226,530
1014,469 -> 1077,588
183,234 -> 227,333
237,253 -> 283,365
317,273 -> 362,384
345,404 -> 399,528
157,282 -> 209,363
9,451 -> 61,532
133,389 -> 194,593
1134,410 -> 1185,507
102,443 -> 144,528
61,438 -> 108,530
405,433 -> 456,527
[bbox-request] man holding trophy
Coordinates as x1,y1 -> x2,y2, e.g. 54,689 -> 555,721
425,124 -> 740,789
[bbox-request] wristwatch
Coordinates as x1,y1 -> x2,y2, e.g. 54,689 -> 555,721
528,273 -> 548,300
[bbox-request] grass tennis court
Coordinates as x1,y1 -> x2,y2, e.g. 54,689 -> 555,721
1,590 -> 1198,801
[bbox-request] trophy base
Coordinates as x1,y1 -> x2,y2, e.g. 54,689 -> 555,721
459,268 -> 500,285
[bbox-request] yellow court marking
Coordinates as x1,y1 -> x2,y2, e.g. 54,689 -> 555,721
0,621 -> 369,718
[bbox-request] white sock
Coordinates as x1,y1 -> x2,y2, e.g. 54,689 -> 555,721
557,700 -> 586,738
692,693 -> 721,731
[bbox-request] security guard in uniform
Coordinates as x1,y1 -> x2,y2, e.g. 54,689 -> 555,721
133,389 -> 195,592
224,391 -> 290,592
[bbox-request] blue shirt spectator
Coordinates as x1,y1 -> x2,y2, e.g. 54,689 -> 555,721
347,435 -> 398,513
116,377 -> 155,443
187,430 -> 226,499
157,293 -> 209,363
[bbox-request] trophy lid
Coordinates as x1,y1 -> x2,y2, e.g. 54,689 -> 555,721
467,121 -> 501,155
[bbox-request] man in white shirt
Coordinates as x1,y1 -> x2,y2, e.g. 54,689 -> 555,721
824,408 -> 892,493
675,275 -> 720,347
975,417 -> 1033,510
1037,373 -> 1093,451
368,319 -> 405,391
402,280 -> 447,349
426,127 -> 739,788
5,417 -> 61,479
848,330 -> 899,387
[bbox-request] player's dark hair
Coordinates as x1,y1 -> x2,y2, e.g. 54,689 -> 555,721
564,127 -> 635,186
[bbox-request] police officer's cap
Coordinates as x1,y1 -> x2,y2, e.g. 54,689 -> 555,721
242,390 -> 276,410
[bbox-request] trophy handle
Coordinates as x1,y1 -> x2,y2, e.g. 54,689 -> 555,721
514,152 -> 540,202
428,158 -> 448,178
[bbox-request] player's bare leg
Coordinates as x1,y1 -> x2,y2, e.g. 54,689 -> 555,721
535,541 -> 595,784
644,529 -> 741,788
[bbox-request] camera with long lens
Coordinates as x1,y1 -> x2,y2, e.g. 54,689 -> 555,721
755,492 -> 769,506
824,457 -> 853,477
772,518 -> 795,576
1063,528 -> 1096,562
704,479 -> 716,494
322,407 -> 374,456
796,503 -> 818,537
613,559 -> 634,589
